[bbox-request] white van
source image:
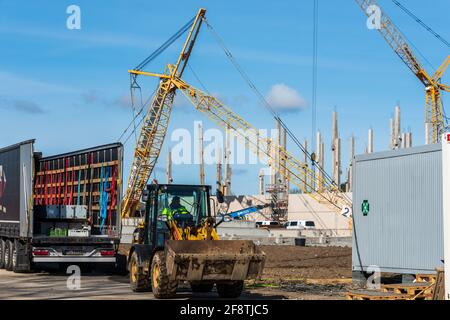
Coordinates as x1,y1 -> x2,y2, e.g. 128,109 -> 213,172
255,221 -> 280,228
286,220 -> 316,230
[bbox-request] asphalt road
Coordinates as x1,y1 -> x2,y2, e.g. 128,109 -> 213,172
0,267 -> 286,300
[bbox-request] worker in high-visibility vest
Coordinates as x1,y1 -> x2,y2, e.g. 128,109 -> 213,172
162,196 -> 189,220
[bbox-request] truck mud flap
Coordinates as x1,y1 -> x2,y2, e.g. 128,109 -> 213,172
14,240 -> 32,272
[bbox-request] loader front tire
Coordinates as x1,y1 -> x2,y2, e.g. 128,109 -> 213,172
216,281 -> 244,298
151,251 -> 177,299
129,251 -> 151,292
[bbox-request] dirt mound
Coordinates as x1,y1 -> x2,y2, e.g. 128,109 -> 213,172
260,245 -> 352,280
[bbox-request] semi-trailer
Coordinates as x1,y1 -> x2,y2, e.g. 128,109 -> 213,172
0,140 -> 123,272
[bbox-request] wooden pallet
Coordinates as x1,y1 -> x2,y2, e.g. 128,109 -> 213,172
381,282 -> 434,299
432,269 -> 445,300
415,273 -> 437,284
346,290 -> 411,300
347,270 -> 444,300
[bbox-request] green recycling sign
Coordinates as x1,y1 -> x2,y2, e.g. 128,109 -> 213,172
362,200 -> 369,216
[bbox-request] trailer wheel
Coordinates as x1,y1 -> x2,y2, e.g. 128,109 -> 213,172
0,239 -> 6,269
216,281 -> 244,298
151,251 -> 177,299
11,241 -> 18,271
129,251 -> 151,292
190,281 -> 214,293
5,240 -> 13,271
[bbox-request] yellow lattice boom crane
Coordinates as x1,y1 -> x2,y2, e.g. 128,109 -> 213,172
121,9 -> 206,218
355,0 -> 450,144
122,9 -> 351,225
172,79 -> 353,221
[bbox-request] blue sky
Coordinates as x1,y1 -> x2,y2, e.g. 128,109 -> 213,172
0,0 -> 449,195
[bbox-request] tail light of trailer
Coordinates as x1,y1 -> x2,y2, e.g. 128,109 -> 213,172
33,249 -> 49,256
100,250 -> 115,257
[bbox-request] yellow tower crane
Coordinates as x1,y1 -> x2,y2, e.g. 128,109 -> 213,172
355,0 -> 450,144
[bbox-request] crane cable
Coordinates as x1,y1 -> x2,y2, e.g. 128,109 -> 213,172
134,16 -> 196,71
311,0 -> 319,187
311,0 -> 318,155
391,0 -> 450,49
117,88 -> 155,144
202,17 -> 352,206
117,13 -> 198,144
130,74 -> 143,145
381,1 -> 435,72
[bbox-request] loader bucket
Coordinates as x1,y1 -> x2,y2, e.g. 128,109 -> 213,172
164,240 -> 266,282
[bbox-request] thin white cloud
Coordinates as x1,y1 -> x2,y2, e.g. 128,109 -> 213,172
0,25 -> 161,48
0,70 -> 77,96
265,83 -> 307,112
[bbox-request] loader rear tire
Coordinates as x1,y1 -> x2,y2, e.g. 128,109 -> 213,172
190,281 -> 214,293
129,251 -> 151,292
151,251 -> 177,299
216,281 -> 244,298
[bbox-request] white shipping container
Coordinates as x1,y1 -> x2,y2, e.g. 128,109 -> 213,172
352,144 -> 444,277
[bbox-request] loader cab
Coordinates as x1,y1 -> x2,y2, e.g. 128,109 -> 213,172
141,184 -> 212,249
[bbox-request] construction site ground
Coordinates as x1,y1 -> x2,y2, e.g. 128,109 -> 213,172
0,245 -> 352,300
249,245 -> 352,300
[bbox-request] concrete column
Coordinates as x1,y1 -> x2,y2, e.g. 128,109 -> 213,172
166,150 -> 172,184
368,128 -> 374,153
335,138 -> 341,187
316,131 -> 323,191
331,111 -> 340,186
390,118 -> 395,150
198,123 -> 205,185
320,142 -> 324,170
348,135 -> 355,192
274,120 -> 281,185
303,139 -> 308,192
216,147 -> 222,191
258,168 -> 265,195
395,105 -> 402,149
224,125 -> 232,196
401,132 -> 407,149
281,126 -> 287,190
